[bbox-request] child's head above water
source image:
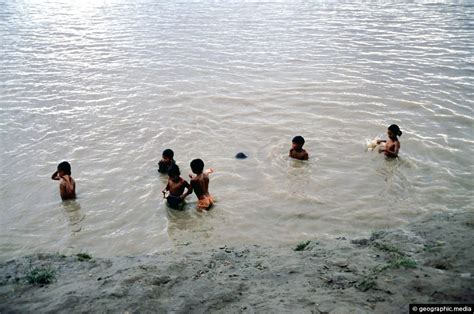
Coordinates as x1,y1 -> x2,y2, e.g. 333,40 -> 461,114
168,164 -> 180,179
190,158 -> 204,174
387,124 -> 402,139
162,149 -> 174,161
57,161 -> 72,176
292,135 -> 305,149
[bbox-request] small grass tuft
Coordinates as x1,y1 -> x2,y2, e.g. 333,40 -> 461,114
373,242 -> 403,255
357,241 -> 417,292
76,253 -> 92,261
390,256 -> 417,269
356,275 -> 377,291
26,267 -> 55,285
294,240 -> 311,251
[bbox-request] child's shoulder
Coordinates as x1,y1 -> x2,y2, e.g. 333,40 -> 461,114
191,173 -> 206,181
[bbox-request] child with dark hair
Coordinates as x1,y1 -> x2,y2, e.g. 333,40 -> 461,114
189,159 -> 214,211
51,161 -> 76,200
158,148 -> 176,174
378,124 -> 402,158
289,135 -> 309,160
162,164 -> 192,209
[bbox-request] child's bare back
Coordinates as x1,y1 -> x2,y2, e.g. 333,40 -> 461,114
60,176 -> 76,200
52,161 -> 76,200
190,173 -> 210,200
189,159 -> 214,211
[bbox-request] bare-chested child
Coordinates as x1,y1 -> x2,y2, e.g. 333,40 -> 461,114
289,135 -> 309,160
51,161 -> 76,200
162,164 -> 192,209
189,159 -> 214,211
378,124 -> 402,158
158,149 -> 176,174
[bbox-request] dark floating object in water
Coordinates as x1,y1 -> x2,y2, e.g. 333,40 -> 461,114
235,152 -> 247,159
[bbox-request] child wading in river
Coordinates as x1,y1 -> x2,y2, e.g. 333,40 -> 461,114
378,124 -> 402,158
158,149 -> 176,174
162,164 -> 192,209
51,161 -> 76,200
289,135 -> 309,160
189,159 -> 214,211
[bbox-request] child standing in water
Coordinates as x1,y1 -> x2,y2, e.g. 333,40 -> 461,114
378,124 -> 402,158
162,164 -> 193,209
158,149 -> 176,174
51,161 -> 76,200
289,136 -> 309,160
189,159 -> 214,211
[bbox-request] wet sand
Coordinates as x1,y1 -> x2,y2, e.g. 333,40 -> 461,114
1,210 -> 472,313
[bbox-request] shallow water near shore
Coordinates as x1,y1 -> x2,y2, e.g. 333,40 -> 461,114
0,1 -> 472,259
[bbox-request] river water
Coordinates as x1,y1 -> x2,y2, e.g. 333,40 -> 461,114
0,1 -> 472,259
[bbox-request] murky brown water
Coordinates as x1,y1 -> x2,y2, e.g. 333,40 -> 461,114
1,1 -> 472,259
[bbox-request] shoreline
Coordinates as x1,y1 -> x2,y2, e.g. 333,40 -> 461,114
1,210 -> 473,313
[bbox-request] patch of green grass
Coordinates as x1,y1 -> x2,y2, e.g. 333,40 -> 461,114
390,256 -> 417,269
26,267 -> 55,285
76,252 -> 92,261
373,263 -> 391,273
373,242 -> 403,255
294,240 -> 311,251
356,275 -> 377,292
356,242 -> 417,292
423,244 -> 436,252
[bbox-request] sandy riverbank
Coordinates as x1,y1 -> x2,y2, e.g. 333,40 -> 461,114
1,210 -> 473,313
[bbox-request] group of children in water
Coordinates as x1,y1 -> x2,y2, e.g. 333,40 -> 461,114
51,124 -> 403,211
159,152 -> 214,211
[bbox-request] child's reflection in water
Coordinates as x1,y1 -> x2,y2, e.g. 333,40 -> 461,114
62,200 -> 84,233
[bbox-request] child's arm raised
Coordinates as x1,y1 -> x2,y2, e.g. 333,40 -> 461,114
51,171 -> 59,180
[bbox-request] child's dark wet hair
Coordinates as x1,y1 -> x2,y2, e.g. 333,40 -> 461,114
168,164 -> 180,177
190,158 -> 204,174
57,161 -> 71,175
162,149 -> 174,159
292,136 -> 305,146
388,124 -> 402,137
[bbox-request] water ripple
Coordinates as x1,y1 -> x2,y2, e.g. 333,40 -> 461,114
0,0 -> 472,259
